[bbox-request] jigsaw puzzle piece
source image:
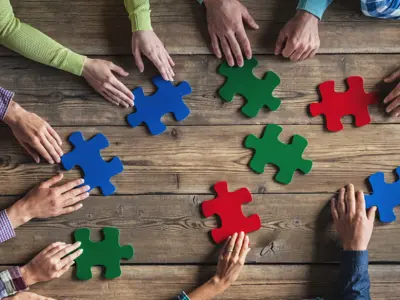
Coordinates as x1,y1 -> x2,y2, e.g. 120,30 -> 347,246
244,134 -> 266,174
127,75 -> 191,135
365,167 -> 400,223
74,227 -> 134,280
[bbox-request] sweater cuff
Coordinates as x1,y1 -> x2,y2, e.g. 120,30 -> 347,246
197,0 -> 204,4
341,250 -> 369,272
63,52 -> 86,76
0,88 -> 14,121
175,291 -> 190,300
130,10 -> 152,32
297,0 -> 330,19
0,210 -> 16,244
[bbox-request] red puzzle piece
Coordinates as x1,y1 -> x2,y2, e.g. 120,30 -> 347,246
309,76 -> 379,132
201,181 -> 261,244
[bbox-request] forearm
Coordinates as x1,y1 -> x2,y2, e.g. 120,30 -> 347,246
0,267 -> 27,299
124,0 -> 152,32
0,0 -> 85,76
5,199 -> 32,231
297,0 -> 333,19
187,277 -> 226,300
338,251 -> 371,300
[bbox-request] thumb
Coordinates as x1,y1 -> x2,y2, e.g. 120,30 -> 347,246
274,31 -> 286,56
367,206 -> 377,222
110,63 -> 129,77
384,69 -> 400,83
242,9 -> 259,30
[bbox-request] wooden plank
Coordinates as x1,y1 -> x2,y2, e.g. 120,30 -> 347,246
0,125 -> 400,195
1,193 -> 400,264
0,54 -> 398,126
0,1 -> 398,55
0,265 -> 397,299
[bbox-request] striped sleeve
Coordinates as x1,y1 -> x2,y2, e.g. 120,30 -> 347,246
174,291 -> 190,300
0,87 -> 14,121
0,267 -> 27,299
361,0 -> 400,19
0,210 -> 15,244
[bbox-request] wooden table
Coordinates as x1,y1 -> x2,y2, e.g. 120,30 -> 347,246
1,0 -> 400,299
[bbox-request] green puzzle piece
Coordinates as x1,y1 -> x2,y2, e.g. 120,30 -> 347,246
244,124 -> 313,184
73,227 -> 134,280
217,57 -> 281,118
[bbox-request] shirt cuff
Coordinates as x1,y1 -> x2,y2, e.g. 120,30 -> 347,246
62,52 -> 86,76
0,210 -> 16,244
297,0 -> 330,19
197,0 -> 204,4
0,88 -> 15,121
175,291 -> 190,300
0,267 -> 28,298
129,10 -> 152,32
341,250 -> 369,273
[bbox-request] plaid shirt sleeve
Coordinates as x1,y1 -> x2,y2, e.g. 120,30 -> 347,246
0,210 -> 16,244
0,87 -> 14,121
0,267 -> 28,299
174,291 -> 190,300
361,0 -> 400,19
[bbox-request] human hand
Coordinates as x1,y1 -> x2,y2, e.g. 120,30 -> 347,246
6,173 -> 89,229
331,184 -> 377,251
3,100 -> 63,164
383,68 -> 400,116
204,0 -> 259,67
275,10 -> 320,61
131,30 -> 175,82
20,242 -> 83,286
6,292 -> 56,300
82,58 -> 134,108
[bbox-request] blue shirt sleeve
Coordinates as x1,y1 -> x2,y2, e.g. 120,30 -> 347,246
297,0 -> 334,19
339,251 -> 371,300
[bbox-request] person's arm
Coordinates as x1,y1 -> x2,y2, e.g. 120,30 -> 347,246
383,68 -> 400,116
0,267 -> 27,299
331,184 -> 376,300
297,0 -> 334,20
124,0 -> 175,82
0,0 -> 85,76
0,210 -> 15,244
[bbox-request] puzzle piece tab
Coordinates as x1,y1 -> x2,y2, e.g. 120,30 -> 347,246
309,76 -> 379,132
61,132 -> 124,196
127,75 -> 191,135
365,167 -> 400,223
244,124 -> 312,184
201,181 -> 261,244
73,227 -> 134,280
218,57 -> 281,118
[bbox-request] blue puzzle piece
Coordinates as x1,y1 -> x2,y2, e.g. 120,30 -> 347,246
127,75 -> 191,135
61,132 -> 124,196
365,167 -> 400,222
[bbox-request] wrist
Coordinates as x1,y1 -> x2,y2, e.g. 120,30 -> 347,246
82,57 -> 93,78
19,265 -> 37,286
3,100 -> 24,126
6,198 -> 33,229
295,9 -> 319,22
208,275 -> 229,295
343,243 -> 368,251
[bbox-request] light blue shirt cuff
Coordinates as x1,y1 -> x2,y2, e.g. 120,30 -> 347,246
297,0 -> 333,19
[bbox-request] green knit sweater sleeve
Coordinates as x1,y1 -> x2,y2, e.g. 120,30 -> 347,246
0,0 -> 86,76
124,0 -> 152,32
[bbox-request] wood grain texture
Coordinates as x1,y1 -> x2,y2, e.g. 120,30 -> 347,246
1,193 -> 400,264
0,265 -> 396,300
0,0 -> 398,56
1,125 -> 399,195
0,54 -> 398,126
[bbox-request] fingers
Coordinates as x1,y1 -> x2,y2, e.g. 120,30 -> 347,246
384,83 -> 400,103
242,8 -> 259,30
274,31 -> 286,56
159,53 -> 175,81
101,91 -> 121,107
150,55 -> 172,82
281,40 -> 296,60
220,236 -> 231,257
57,178 -> 85,194
54,241 -> 82,261
238,235 -> 250,265
236,27 -> 252,60
220,36 -> 234,67
109,63 -> 129,77
367,206 -> 377,222
345,184 -> 356,216
45,131 -> 63,160
289,47 -> 306,62
46,242 -> 69,257
384,69 -> 400,83
47,126 -> 62,146
22,142 -> 40,163
41,173 -> 64,188
232,231 -> 245,259
61,185 -> 90,205
42,242 -> 66,255
227,33 -> 244,67
331,197 -> 339,221
225,232 -> 238,261
60,202 -> 84,215
107,83 -> 134,108
210,32 -> 222,59
337,187 -> 346,218
167,53 -> 175,67
299,48 -> 314,61
355,190 -> 366,215
133,48 -> 145,73
33,139 -> 56,164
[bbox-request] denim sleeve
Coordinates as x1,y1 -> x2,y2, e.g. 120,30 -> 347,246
297,0 -> 334,19
339,251 -> 371,300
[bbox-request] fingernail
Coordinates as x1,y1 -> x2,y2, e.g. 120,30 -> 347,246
79,179 -> 85,184
60,151 -> 64,156
56,158 -> 61,163
49,160 -> 54,164
75,241 -> 81,246
84,185 -> 90,191
84,193 -> 89,198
